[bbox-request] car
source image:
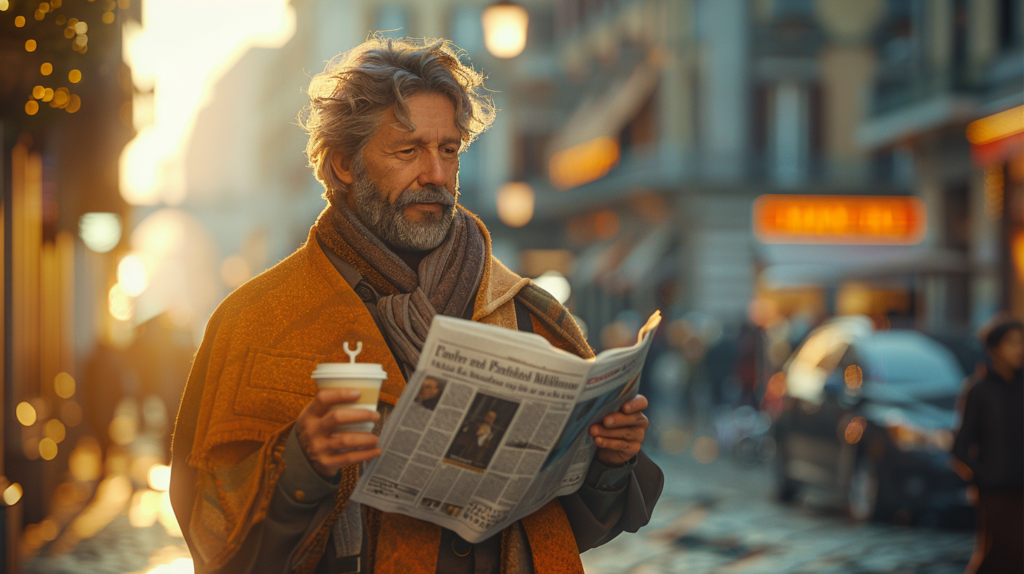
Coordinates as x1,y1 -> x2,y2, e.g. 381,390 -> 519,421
772,316 -> 972,525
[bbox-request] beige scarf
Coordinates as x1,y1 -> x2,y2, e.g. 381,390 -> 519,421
314,203 -> 486,371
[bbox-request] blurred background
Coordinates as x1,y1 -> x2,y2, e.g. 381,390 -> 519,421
0,0 -> 1022,572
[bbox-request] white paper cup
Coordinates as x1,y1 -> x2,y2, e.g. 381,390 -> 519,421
311,362 -> 387,433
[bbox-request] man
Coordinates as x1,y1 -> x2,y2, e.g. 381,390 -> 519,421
170,36 -> 663,574
414,378 -> 443,411
953,319 -> 1023,574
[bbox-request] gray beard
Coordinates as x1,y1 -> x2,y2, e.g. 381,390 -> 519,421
349,157 -> 457,252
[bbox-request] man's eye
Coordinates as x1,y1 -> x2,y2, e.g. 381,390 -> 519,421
398,148 -> 415,156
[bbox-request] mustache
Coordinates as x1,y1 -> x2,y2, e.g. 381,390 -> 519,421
393,187 -> 456,209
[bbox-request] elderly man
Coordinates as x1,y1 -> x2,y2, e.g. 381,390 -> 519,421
170,36 -> 663,574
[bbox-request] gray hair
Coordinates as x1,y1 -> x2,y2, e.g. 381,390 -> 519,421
301,34 -> 497,205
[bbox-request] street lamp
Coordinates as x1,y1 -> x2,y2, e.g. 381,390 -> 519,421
481,1 -> 528,58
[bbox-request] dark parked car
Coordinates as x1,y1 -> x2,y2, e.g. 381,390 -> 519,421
772,316 -> 972,525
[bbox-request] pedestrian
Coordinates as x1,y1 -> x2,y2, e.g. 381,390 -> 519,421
168,35 -> 663,574
953,318 -> 1023,574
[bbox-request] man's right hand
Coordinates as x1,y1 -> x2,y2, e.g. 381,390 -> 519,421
295,388 -> 382,479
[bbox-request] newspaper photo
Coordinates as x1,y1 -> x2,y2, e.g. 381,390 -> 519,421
349,310 -> 662,543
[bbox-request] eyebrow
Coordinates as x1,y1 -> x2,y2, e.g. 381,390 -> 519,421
391,135 -> 462,148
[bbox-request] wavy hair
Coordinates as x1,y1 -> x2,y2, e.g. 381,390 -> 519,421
301,34 -> 496,205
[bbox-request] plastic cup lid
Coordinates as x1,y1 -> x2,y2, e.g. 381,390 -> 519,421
312,362 -> 387,380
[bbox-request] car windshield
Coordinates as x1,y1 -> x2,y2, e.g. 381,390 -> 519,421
857,331 -> 964,397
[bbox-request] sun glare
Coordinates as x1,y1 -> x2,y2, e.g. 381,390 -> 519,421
119,0 -> 295,206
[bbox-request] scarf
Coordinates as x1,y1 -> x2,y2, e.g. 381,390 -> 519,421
314,203 -> 486,371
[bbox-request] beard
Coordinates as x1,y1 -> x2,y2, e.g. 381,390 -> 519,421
349,156 -> 457,252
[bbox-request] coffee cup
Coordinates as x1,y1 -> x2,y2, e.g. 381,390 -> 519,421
311,342 -> 387,433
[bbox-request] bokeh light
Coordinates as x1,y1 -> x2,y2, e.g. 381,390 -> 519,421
39,438 -> 58,461
25,39 -> 37,52
219,255 -> 251,289
481,2 -> 528,58
79,212 -> 122,253
3,483 -> 23,506
16,402 -> 37,426
41,62 -> 53,75
44,419 -> 67,443
108,283 -> 135,321
54,372 -> 76,398
118,253 -> 151,296
532,271 -> 571,304
69,69 -> 82,83
69,437 -> 103,481
496,182 -> 534,228
148,464 -> 171,491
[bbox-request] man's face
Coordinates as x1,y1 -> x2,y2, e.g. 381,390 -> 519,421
993,328 -> 1024,371
332,92 -> 461,252
419,379 -> 440,401
484,411 -> 497,424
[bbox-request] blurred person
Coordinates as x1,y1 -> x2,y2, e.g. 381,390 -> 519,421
169,36 -> 663,574
413,377 -> 445,411
953,319 -> 1023,574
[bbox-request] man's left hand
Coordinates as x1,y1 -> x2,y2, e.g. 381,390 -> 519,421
589,394 -> 649,467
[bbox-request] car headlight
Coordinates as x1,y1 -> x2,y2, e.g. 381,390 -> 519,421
887,424 -> 954,452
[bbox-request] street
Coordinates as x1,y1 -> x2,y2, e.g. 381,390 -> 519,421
23,450 -> 974,574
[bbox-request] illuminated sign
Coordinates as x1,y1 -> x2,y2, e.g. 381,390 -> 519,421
754,195 -> 926,244
967,105 -> 1024,165
548,137 -> 620,190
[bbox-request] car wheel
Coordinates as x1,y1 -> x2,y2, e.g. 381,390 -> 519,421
848,456 -> 893,522
773,444 -> 798,503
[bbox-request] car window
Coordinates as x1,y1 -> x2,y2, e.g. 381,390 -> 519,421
786,325 -> 851,402
856,331 -> 964,396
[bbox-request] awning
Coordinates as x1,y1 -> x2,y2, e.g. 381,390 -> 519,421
546,54 -> 663,157
758,244 -> 972,289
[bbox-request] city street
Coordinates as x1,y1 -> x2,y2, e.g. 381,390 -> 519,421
24,450 -> 975,574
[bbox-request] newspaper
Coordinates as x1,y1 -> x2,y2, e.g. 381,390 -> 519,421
350,310 -> 661,543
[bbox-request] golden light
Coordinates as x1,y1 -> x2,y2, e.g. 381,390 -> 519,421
966,105 -> 1024,145
16,402 -> 37,426
219,255 -> 251,289
3,483 -> 23,506
42,88 -> 54,102
25,101 -> 39,115
75,34 -> 88,48
549,137 -> 620,190
39,2 -> 49,13
15,15 -> 25,26
79,212 -> 122,253
148,464 -> 171,491
52,89 -> 69,107
66,94 -> 81,113
129,489 -> 161,527
118,253 -> 150,296
44,419 -> 66,443
32,85 -> 45,99
69,69 -> 82,83
39,438 -> 58,461
74,21 -> 88,34
754,195 -> 926,244
108,283 -> 135,321
41,62 -> 53,75
481,1 -> 529,59
109,413 -> 138,445
54,372 -> 75,398
102,11 -> 114,23
69,437 -> 103,481
844,365 -> 863,389
844,416 -> 866,444
25,39 -> 37,52
984,164 -> 1004,221
1,1 -> 10,11
496,182 -> 534,228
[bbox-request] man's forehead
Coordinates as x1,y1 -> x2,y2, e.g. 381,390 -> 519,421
382,94 -> 459,140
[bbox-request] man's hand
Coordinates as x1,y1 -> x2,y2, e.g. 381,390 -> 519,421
295,388 -> 382,479
589,395 -> 649,467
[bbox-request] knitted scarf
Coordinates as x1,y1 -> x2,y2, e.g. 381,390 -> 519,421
314,203 -> 486,371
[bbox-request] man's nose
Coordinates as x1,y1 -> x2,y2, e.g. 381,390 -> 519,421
418,151 -> 450,190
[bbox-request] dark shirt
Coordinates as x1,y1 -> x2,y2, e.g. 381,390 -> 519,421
953,369 -> 1024,490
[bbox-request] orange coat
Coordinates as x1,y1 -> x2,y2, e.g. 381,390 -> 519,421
170,219 -> 592,573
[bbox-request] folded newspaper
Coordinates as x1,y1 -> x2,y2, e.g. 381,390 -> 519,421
349,310 -> 662,542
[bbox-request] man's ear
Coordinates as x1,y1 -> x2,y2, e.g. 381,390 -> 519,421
329,151 -> 354,186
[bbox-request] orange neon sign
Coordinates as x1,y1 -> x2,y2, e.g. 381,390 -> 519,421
754,195 -> 926,244
548,137 -> 620,190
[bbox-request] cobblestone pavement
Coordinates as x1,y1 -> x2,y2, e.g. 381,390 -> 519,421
581,454 -> 974,574
24,454 -> 974,573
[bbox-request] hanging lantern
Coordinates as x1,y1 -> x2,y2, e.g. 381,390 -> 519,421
481,1 -> 528,59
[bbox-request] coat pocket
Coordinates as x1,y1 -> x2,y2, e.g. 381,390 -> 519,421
233,347 -> 324,424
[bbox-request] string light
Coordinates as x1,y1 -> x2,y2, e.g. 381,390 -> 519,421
15,15 -> 25,26
25,101 -> 40,115
69,69 -> 82,83
41,63 -> 53,75
32,86 -> 45,99
25,40 -> 37,52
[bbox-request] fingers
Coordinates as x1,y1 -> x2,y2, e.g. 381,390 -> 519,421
620,394 -> 648,415
600,410 -> 650,430
314,407 -> 380,435
592,436 -> 636,453
322,431 -> 379,452
589,424 -> 643,442
312,388 -> 365,412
